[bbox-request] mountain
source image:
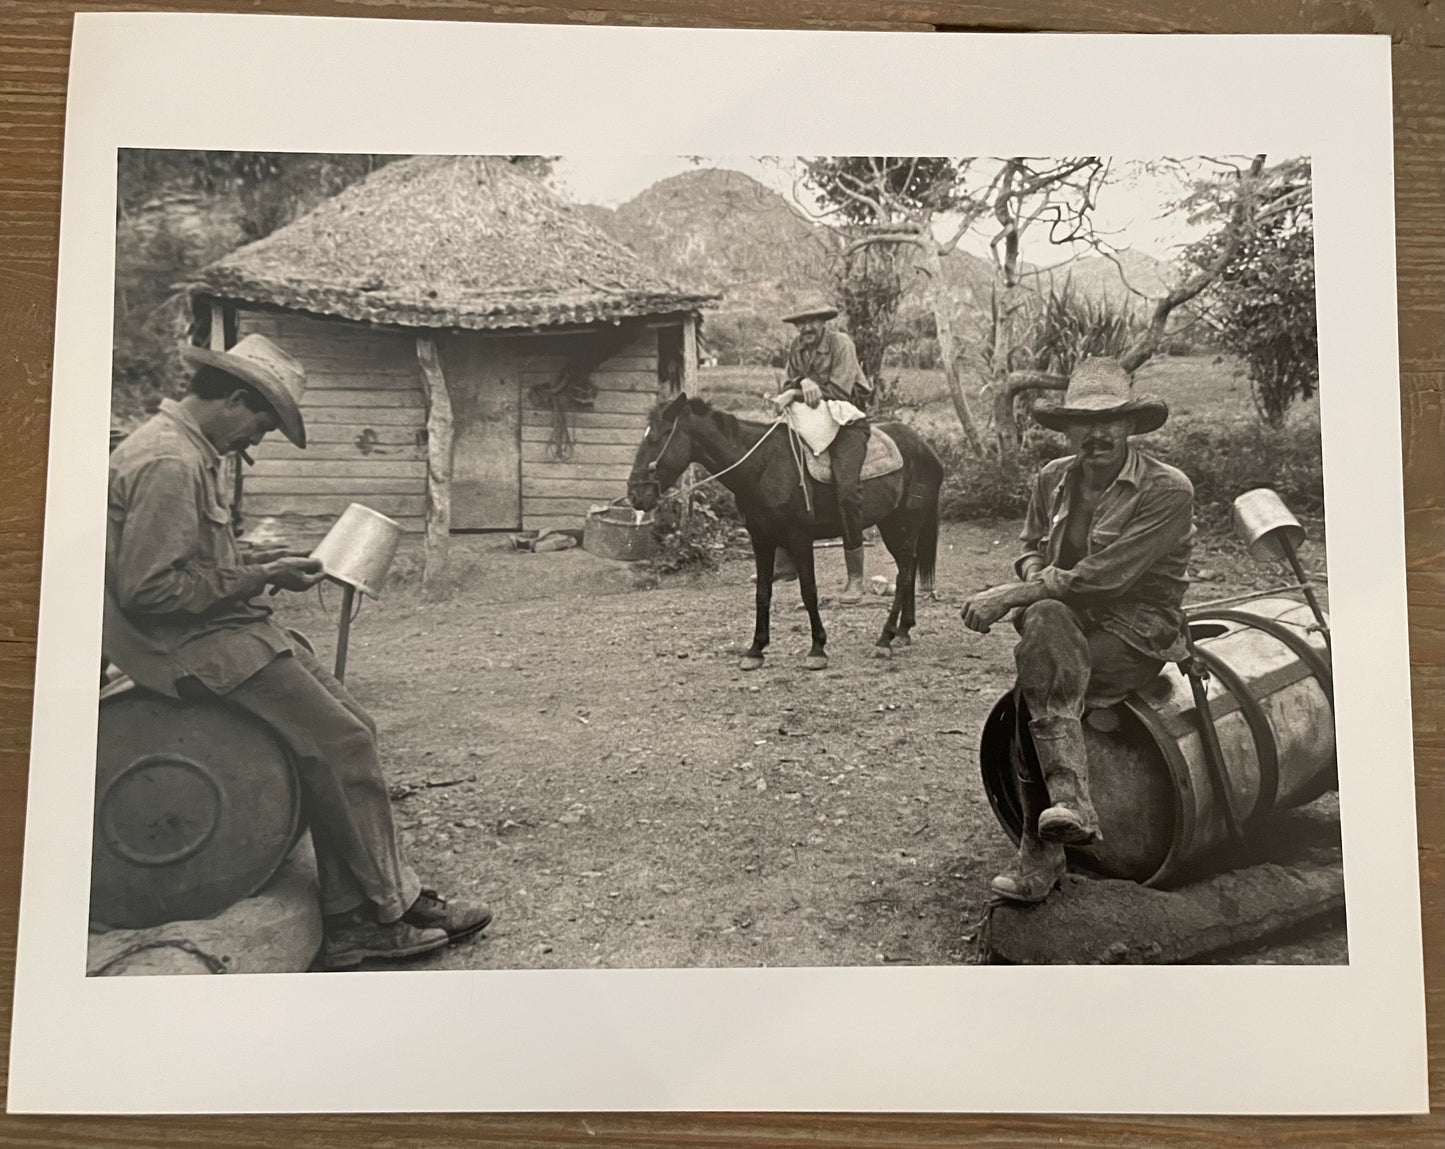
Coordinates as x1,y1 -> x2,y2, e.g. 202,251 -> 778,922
584,168 -> 835,307
575,167 -> 1179,364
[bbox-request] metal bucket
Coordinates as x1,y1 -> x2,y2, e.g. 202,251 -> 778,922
311,503 -> 401,597
1233,487 -> 1307,563
585,499 -> 656,563
91,682 -> 302,929
979,597 -> 1334,887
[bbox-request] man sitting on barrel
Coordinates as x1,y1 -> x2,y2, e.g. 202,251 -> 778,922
105,334 -> 492,967
960,358 -> 1195,903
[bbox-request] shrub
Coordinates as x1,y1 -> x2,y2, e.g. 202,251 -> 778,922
1149,415 -> 1324,525
647,484 -> 743,574
926,413 -> 1322,528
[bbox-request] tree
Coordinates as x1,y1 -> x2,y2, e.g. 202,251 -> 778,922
1179,160 -> 1316,424
799,156 -> 1108,457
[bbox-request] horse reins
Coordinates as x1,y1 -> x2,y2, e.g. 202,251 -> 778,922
646,415 -> 798,501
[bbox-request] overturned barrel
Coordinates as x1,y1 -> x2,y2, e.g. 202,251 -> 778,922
979,597 -> 1335,887
91,681 -> 302,929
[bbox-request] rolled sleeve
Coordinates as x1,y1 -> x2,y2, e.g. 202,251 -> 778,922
1014,471 -> 1051,579
1040,479 -> 1194,601
113,457 -> 267,616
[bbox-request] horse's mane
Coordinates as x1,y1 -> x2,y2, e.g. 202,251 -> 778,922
651,396 -> 775,440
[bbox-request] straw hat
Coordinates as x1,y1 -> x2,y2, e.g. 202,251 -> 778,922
180,334 -> 309,448
782,297 -> 840,325
1033,357 -> 1169,435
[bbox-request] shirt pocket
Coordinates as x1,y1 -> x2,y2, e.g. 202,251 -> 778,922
1087,526 -> 1121,554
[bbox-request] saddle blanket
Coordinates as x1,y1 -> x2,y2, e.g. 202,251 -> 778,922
801,427 -> 904,484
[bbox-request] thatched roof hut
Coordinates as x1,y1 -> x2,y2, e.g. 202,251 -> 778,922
188,156 -> 719,587
192,155 -> 716,331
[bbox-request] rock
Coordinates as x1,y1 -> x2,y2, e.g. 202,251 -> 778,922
984,860 -> 1345,965
87,836 -> 322,976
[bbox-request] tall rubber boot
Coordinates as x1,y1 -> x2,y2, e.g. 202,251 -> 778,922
1030,714 -> 1103,846
991,757 -> 1066,903
839,546 -> 866,603
773,546 -> 799,583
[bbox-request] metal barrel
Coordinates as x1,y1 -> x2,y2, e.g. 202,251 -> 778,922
979,597 -> 1335,887
91,683 -> 302,929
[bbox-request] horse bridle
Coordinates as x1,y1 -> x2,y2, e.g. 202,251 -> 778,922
638,411 -> 682,494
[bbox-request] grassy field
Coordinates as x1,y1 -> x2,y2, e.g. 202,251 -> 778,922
698,355 -> 1319,429
696,355 -> 1327,525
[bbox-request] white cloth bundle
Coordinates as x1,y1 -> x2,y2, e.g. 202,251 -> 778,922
778,382 -> 866,457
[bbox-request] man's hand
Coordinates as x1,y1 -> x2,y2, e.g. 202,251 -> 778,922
244,546 -> 309,565
798,378 -> 823,408
264,556 -> 326,592
960,581 -> 1047,634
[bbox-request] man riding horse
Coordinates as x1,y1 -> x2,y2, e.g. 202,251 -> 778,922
776,299 -> 873,602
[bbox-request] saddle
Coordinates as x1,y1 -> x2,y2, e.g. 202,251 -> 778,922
798,426 -> 904,484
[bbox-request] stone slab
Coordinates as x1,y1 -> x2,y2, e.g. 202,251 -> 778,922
87,836 -> 322,976
984,859 -> 1345,965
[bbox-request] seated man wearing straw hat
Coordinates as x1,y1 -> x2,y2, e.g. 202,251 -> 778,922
105,334 -> 492,968
776,299 -> 874,601
960,358 -> 1195,903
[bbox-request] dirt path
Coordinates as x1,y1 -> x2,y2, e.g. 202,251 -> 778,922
274,520 -> 1339,969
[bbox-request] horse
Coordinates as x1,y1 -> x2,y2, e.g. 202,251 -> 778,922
628,393 -> 944,671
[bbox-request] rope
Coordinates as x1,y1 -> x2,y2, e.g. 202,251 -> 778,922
656,417 -> 790,500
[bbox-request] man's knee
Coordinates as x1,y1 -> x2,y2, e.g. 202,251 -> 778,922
1017,598 -> 1076,636
1014,600 -> 1089,679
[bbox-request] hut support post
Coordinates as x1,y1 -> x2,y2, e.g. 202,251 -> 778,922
682,313 -> 698,397
415,335 -> 454,594
679,315 -> 700,524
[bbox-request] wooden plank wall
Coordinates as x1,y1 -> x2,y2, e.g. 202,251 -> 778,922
519,327 -> 661,532
235,310 -> 428,534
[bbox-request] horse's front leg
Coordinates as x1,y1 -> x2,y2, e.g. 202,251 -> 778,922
740,530 -> 775,671
791,533 -> 828,671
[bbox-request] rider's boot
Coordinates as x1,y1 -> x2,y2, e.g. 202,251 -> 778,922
839,546 -> 866,604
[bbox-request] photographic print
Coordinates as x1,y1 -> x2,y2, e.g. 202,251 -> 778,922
94,150 -> 1341,975
8,15 -> 1425,1115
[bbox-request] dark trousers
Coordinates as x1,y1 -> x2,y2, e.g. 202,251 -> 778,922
189,643 -> 420,922
1013,599 -> 1165,723
830,419 -> 869,550
1011,599 -> 1164,809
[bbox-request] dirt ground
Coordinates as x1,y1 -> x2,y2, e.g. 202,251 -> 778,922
273,518 -> 1342,970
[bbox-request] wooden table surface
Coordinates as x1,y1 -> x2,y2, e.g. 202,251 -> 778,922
0,2 -> 1439,1145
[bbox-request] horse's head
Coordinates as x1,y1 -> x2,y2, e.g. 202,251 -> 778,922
628,393 -> 697,512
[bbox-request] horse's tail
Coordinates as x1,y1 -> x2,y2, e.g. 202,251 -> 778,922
916,468 -> 940,594
882,421 -> 944,593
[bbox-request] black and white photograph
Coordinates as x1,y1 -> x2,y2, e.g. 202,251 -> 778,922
92,149 -> 1341,974
9,16 -> 1425,1116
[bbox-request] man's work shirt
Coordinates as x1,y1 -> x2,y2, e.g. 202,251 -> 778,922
105,398 -> 292,698
1015,444 -> 1195,663
785,329 -> 872,406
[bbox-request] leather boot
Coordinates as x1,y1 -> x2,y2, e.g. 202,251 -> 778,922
839,546 -> 866,603
991,832 -> 1067,903
992,744 -> 1066,902
1030,714 -> 1103,846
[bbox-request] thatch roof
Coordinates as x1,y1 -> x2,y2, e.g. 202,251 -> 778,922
189,156 -> 719,331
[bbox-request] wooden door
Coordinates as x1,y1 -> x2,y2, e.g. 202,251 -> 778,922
438,333 -> 522,530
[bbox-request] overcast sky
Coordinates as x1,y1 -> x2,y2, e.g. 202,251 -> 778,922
551,155 -> 1242,266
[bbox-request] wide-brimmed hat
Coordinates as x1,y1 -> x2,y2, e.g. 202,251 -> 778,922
782,298 -> 840,325
180,333 -> 308,447
1033,357 -> 1168,435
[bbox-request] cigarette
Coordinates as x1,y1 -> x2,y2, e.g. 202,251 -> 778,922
239,450 -> 255,466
